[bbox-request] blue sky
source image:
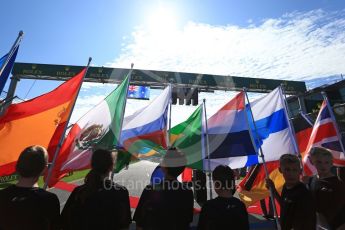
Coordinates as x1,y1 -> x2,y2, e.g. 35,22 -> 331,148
1,0 -> 345,124
2,0 -> 344,65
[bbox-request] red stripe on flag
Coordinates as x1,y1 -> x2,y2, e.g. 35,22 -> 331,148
219,91 -> 245,110
312,122 -> 337,144
0,68 -> 86,122
45,124 -> 83,187
123,129 -> 168,150
0,161 -> 17,176
53,181 -> 77,192
295,127 -> 313,153
182,167 -> 193,182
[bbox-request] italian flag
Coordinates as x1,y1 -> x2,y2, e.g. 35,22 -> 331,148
47,74 -> 130,187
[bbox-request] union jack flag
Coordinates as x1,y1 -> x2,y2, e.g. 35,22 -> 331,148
302,99 -> 345,175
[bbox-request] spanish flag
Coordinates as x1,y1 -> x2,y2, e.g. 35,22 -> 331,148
0,68 -> 86,176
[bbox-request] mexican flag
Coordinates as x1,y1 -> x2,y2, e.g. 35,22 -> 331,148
46,74 -> 130,187
170,105 -> 205,170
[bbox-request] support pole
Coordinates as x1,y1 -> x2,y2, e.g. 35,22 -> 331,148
0,76 -> 20,116
111,64 -> 134,180
203,99 -> 213,200
244,89 -> 281,230
167,83 -> 172,148
322,92 -> 345,155
44,57 -> 92,189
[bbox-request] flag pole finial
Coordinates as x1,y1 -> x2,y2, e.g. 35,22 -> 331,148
87,57 -> 92,65
131,63 -> 134,69
19,30 -> 24,36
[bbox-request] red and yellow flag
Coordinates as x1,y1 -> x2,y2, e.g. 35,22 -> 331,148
0,68 -> 86,176
237,161 -> 285,207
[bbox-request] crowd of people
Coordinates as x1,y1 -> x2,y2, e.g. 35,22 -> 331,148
0,145 -> 344,230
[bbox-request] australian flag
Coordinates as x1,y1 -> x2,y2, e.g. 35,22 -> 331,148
127,85 -> 150,100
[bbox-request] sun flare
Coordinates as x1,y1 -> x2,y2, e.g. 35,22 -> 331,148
146,6 -> 178,33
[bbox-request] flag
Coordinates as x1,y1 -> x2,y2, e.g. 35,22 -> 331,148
0,45 -> 19,93
302,100 -> 345,175
127,85 -> 150,100
0,68 -> 86,176
237,112 -> 312,207
46,74 -> 130,187
181,167 -> 193,182
113,149 -> 133,173
207,87 -> 296,169
237,161 -> 284,207
120,86 -> 171,158
170,105 -> 205,170
292,113 -> 313,154
150,165 -> 164,184
205,92 -> 257,170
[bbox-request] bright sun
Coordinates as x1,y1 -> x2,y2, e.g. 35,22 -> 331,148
146,6 -> 177,33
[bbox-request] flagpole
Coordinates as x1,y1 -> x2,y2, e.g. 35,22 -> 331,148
111,64 -> 134,180
299,111 -> 313,126
43,57 -> 92,189
280,85 -> 300,155
203,98 -> 213,200
0,31 -> 24,115
0,31 -> 24,79
167,83 -> 172,148
242,89 -> 259,156
244,89 -> 281,230
116,63 -> 133,147
280,85 -> 306,176
322,92 -> 345,154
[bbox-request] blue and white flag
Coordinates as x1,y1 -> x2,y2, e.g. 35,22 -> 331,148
246,87 -> 297,165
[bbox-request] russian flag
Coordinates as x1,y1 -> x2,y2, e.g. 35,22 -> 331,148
207,87 -> 297,169
303,100 -> 345,175
120,86 -> 171,158
206,92 -> 256,169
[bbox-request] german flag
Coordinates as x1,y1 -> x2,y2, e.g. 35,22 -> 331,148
292,113 -> 313,154
0,68 -> 86,176
237,161 -> 284,207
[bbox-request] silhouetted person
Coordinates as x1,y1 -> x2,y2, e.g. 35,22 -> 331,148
61,149 -> 131,230
0,145 -> 60,230
266,154 -> 316,230
133,147 -> 194,230
197,165 -> 249,230
307,147 -> 345,229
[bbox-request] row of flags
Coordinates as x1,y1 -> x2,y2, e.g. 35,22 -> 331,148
238,99 -> 345,207
0,34 -> 344,189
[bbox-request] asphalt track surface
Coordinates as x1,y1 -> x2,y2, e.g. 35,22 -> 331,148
50,161 -> 276,230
